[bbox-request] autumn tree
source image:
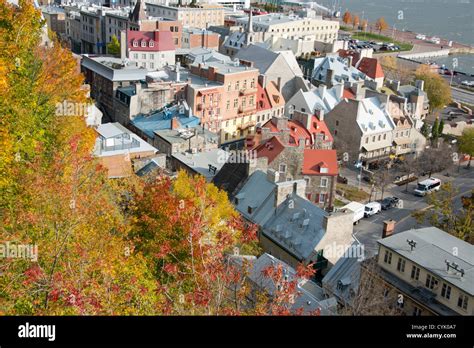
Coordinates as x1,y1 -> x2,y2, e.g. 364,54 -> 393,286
416,142 -> 455,177
360,19 -> 368,31
379,56 -> 414,84
352,15 -> 360,29
375,17 -> 388,34
415,64 -> 452,112
458,128 -> 474,169
107,35 -> 121,57
342,11 -> 352,26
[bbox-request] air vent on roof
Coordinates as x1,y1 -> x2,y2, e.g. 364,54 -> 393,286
291,212 -> 300,221
379,120 -> 385,128
275,224 -> 282,232
300,219 -> 310,228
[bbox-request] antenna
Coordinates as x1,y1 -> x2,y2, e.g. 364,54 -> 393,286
407,239 -> 417,251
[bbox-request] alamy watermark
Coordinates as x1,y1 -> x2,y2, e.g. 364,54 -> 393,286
0,241 -> 38,262
218,149 -> 258,167
55,100 -> 94,117
323,242 -> 365,262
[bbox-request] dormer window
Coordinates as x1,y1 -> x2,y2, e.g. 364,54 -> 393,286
133,40 -> 138,47
141,40 -> 146,47
149,40 -> 154,47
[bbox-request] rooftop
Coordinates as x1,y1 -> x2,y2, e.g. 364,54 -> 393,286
302,149 -> 338,176
378,227 -> 474,296
262,193 -> 328,261
172,148 -> 229,181
130,105 -> 200,139
312,54 -> 368,85
81,55 -> 148,82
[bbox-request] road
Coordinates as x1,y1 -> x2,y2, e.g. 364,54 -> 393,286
351,166 -> 474,258
450,87 -> 474,105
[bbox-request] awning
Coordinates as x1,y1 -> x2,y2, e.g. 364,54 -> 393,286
393,138 -> 412,146
362,141 -> 392,152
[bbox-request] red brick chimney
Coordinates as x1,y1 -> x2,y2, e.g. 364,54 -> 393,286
382,219 -> 396,238
171,117 -> 180,130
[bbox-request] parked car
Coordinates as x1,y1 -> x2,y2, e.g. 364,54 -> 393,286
414,178 -> 441,196
380,197 -> 400,210
340,201 -> 365,225
416,34 -> 427,40
337,175 -> 348,184
364,202 -> 382,217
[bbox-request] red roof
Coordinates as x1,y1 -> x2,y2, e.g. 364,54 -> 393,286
308,116 -> 334,144
302,149 -> 338,176
255,136 -> 285,164
343,88 -> 356,99
127,30 -> 175,52
261,119 -> 311,147
256,83 -> 271,111
338,49 -> 360,67
357,57 -> 384,79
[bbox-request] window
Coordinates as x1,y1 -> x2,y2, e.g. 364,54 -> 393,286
142,54 -> 146,59
457,294 -> 468,310
149,53 -> 154,59
335,120 -> 339,126
441,283 -> 451,300
235,81 -> 239,91
397,257 -> 406,272
320,178 -> 328,188
249,96 -> 254,105
133,40 -> 138,47
226,100 -> 230,110
413,307 -> 422,316
149,40 -> 154,47
242,98 -> 246,108
365,137 -> 369,144
279,164 -> 287,173
318,193 -> 326,203
234,98 -> 238,108
372,136 -> 376,142
410,265 -> 420,281
149,62 -> 154,69
141,41 -> 146,47
251,78 -> 255,88
383,250 -> 392,264
378,135 -> 381,141
425,274 -> 438,290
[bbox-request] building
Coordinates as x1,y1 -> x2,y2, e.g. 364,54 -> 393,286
355,57 -> 384,90
181,28 -> 220,51
229,253 -> 337,314
311,54 -> 370,89
386,79 -> 430,130
81,55 -> 148,121
235,44 -> 308,102
233,170 -> 354,269
65,8 -> 82,53
185,57 -> 285,145
171,148 -> 230,181
41,6 -> 66,36
325,95 -> 396,165
114,69 -> 188,125
234,13 -> 339,44
93,122 -> 158,178
121,29 -> 176,70
369,227 -> 474,316
145,3 -> 225,28
128,103 -> 200,143
285,84 -> 345,118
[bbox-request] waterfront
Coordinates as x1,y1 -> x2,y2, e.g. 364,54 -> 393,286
321,0 -> 474,46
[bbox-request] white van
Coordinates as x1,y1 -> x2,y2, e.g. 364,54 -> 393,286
364,202 -> 381,217
340,202 -> 365,225
414,177 -> 441,196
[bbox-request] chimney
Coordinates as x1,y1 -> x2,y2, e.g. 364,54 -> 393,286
335,83 -> 344,99
325,69 -> 335,88
415,79 -> 425,91
171,117 -> 180,130
347,55 -> 353,68
267,168 -> 279,183
175,61 -> 181,82
382,219 -> 396,238
120,30 -> 127,59
318,84 -> 327,97
258,74 -> 267,88
293,110 -> 311,130
277,76 -> 282,93
316,109 -> 324,122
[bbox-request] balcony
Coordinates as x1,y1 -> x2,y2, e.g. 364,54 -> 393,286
239,87 -> 257,96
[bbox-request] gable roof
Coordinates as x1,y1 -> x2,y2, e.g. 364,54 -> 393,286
235,44 -> 279,73
127,30 -> 175,52
129,0 -> 147,23
302,149 -> 338,176
211,162 -> 249,197
254,136 -> 286,164
262,194 -> 328,261
356,57 -> 384,79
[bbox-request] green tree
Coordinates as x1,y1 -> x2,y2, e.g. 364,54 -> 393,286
458,128 -> 474,168
420,123 -> 430,138
413,183 -> 473,244
107,35 -> 120,57
438,119 -> 445,135
431,118 -> 439,141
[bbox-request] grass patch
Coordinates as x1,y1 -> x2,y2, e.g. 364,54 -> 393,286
333,198 -> 346,207
351,32 -> 413,52
340,26 -> 353,32
336,183 -> 370,202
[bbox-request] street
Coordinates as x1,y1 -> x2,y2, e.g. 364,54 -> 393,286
348,165 -> 474,257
